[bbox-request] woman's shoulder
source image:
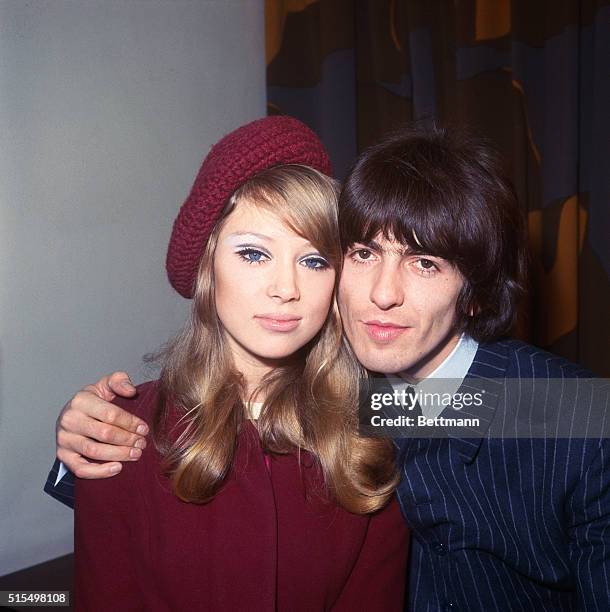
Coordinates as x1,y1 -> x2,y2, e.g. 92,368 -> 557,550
75,382 -> 161,510
112,380 -> 160,425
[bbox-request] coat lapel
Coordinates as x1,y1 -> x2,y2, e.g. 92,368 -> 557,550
443,340 -> 510,463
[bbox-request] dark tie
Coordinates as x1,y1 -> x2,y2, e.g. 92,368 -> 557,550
405,385 -> 423,420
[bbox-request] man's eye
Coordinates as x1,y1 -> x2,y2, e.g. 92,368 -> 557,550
351,249 -> 374,263
414,258 -> 438,275
300,256 -> 329,270
237,248 -> 268,264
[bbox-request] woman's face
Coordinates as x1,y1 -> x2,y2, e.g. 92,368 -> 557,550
213,199 -> 336,373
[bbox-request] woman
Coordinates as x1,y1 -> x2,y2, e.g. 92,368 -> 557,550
75,116 -> 409,611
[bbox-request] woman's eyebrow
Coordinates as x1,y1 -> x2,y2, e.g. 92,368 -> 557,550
225,231 -> 274,242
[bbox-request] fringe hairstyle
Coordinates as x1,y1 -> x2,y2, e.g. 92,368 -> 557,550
151,165 -> 398,514
339,123 -> 527,342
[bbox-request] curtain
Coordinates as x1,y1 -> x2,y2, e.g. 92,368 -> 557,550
266,0 -> 610,376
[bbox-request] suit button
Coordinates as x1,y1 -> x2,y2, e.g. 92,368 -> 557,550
432,542 -> 447,555
444,604 -> 455,611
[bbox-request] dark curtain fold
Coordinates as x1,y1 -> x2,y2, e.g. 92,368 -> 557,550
266,0 -> 610,376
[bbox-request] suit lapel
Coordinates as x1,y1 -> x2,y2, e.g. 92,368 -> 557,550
442,340 -> 510,463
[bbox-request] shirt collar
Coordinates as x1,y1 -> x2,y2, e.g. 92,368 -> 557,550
424,332 -> 479,382
387,333 -> 478,387
385,333 -> 479,417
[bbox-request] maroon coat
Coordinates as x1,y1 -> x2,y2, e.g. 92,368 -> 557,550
75,382 -> 409,611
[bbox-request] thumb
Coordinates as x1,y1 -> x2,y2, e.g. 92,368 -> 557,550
108,371 -> 137,397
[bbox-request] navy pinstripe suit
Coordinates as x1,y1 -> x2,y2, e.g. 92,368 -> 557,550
44,460 -> 74,508
45,339 -> 609,610
397,339 -> 610,611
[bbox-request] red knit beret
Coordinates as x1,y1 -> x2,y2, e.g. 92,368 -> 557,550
166,116 -> 332,298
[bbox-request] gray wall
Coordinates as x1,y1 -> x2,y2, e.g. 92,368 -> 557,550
0,0 -> 265,575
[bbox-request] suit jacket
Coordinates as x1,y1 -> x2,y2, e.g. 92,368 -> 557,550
45,459 -> 73,507
73,382 -> 409,611
396,339 -> 610,611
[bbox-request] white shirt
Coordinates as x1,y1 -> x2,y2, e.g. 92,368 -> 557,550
386,333 -> 479,419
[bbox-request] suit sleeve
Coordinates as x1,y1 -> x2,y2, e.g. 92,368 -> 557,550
44,459 -> 75,509
74,450 -> 144,610
566,438 -> 610,611
332,497 -> 409,611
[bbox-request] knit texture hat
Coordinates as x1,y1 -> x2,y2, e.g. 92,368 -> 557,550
166,116 -> 332,298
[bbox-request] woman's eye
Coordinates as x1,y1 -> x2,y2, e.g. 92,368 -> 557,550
237,248 -> 268,264
300,256 -> 329,270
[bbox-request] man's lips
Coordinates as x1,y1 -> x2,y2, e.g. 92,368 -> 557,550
362,320 -> 410,343
254,314 -> 302,332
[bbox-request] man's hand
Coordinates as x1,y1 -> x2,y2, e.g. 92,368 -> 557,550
56,372 -> 148,479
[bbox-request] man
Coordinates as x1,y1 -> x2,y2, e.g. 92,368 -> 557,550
46,125 -> 610,610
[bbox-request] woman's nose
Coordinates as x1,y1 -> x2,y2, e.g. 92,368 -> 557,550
268,262 -> 300,301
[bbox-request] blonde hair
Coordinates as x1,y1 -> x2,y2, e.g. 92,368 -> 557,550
152,165 -> 398,513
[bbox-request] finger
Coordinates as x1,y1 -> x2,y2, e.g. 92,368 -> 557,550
57,411 -> 147,451
61,451 -> 124,480
81,371 -> 136,403
69,391 -> 149,436
81,376 -> 115,402
59,401 -> 148,449
107,371 -> 137,398
64,431 -> 143,463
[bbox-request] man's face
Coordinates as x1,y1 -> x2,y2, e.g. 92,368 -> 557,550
338,234 -> 465,379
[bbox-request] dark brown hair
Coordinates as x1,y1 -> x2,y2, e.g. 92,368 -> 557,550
339,123 -> 527,343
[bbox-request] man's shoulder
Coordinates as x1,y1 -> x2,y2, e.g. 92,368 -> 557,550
480,340 -> 609,440
479,338 -> 596,379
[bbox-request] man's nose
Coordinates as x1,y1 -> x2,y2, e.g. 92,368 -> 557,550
268,261 -> 300,302
369,260 -> 404,310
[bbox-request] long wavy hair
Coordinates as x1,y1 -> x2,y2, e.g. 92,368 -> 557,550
151,164 -> 398,514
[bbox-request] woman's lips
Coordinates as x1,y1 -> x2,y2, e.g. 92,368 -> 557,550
363,321 -> 409,343
255,314 -> 302,332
